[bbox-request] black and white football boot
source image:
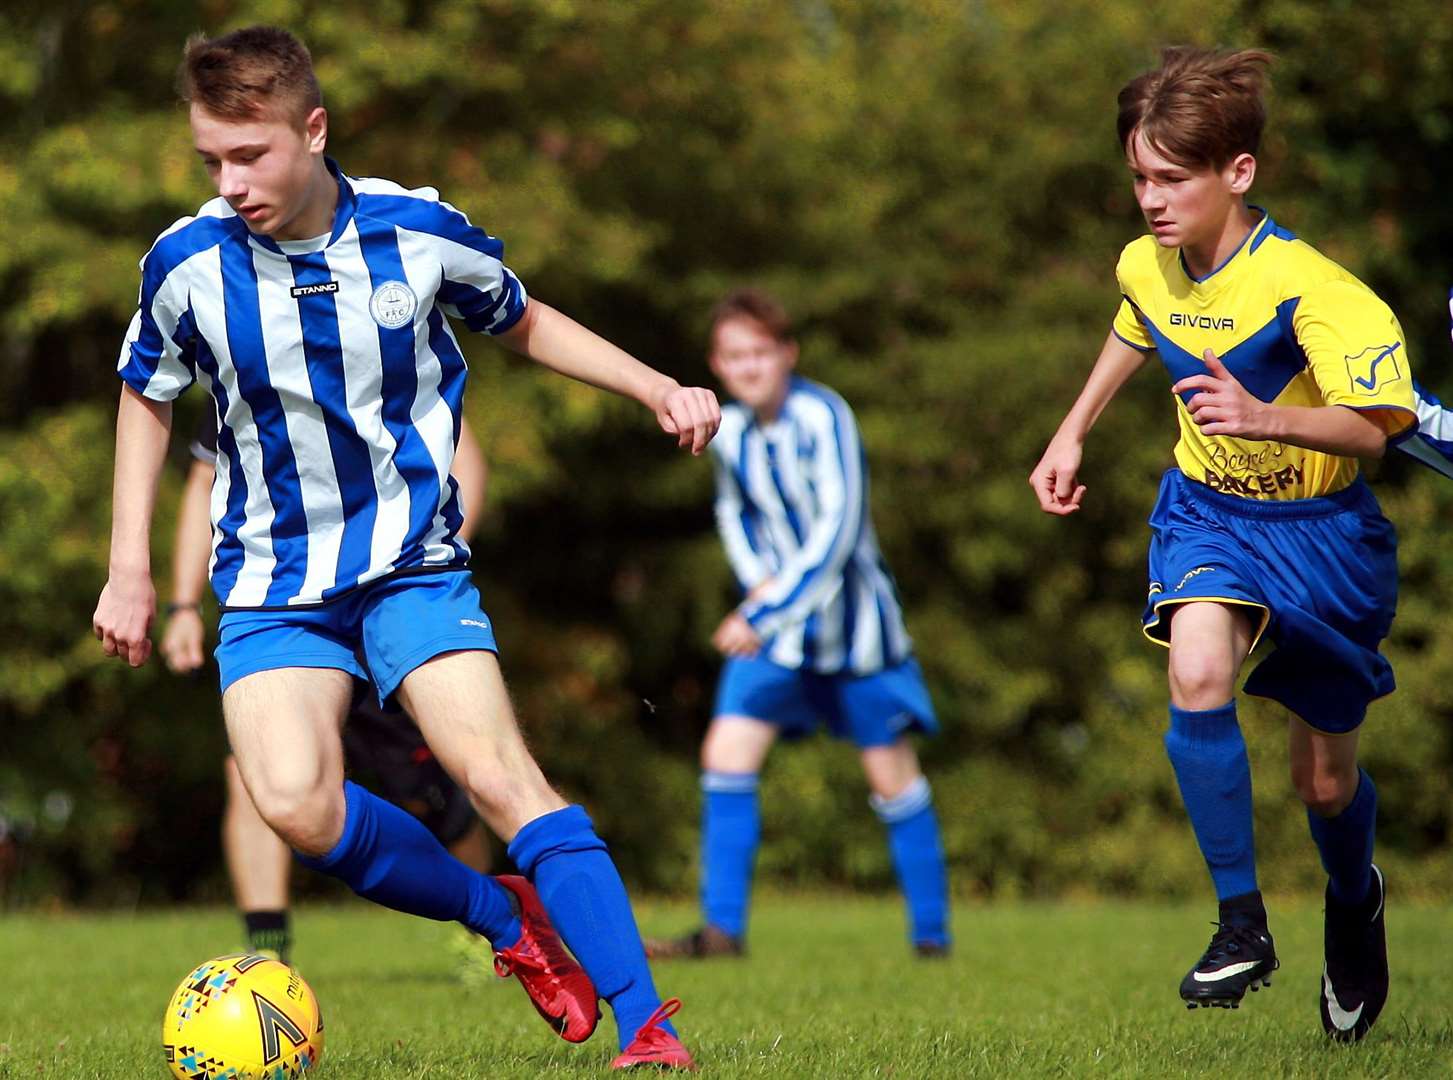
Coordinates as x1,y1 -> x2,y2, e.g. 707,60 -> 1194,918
1320,863 -> 1388,1042
1179,908 -> 1278,1009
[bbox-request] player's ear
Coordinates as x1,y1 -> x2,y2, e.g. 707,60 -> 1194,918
1226,152 -> 1256,196
304,107 -> 328,155
783,339 -> 799,370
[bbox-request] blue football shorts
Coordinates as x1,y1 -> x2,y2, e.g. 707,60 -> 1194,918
714,654 -> 939,748
1143,469 -> 1398,733
215,569 -> 498,703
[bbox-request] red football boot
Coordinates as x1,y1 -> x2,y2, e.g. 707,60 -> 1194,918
491,875 -> 601,1043
610,998 -> 697,1071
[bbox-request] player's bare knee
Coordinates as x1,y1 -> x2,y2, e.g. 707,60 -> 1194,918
1292,766 -> 1357,817
250,779 -> 344,854
700,734 -> 737,772
1167,650 -> 1236,709
861,741 -> 922,800
701,716 -> 773,773
867,773 -> 912,801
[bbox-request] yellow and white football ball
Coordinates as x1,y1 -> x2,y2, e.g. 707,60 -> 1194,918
162,954 -> 325,1080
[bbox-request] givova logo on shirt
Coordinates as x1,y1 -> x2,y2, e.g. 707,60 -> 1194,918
369,280 -> 418,328
1169,312 -> 1235,330
1344,342 -> 1403,396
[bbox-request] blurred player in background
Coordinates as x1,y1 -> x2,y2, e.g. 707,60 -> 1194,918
649,289 -> 949,960
93,25 -> 718,1068
160,412 -> 491,963
1030,47 -> 1415,1040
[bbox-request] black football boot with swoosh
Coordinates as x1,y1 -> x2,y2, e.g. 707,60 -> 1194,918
1319,864 -> 1388,1042
1179,891 -> 1278,1009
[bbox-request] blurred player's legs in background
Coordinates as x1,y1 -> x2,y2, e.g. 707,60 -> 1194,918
222,755 -> 293,960
341,690 -> 491,869
693,716 -> 776,955
654,709 -> 949,959
861,740 -> 951,956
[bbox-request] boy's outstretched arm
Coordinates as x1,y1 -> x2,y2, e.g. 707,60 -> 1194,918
497,300 -> 720,454
93,384 -> 173,667
1030,331 -> 1150,514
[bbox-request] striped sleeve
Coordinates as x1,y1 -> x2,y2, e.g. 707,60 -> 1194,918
1394,380 -> 1453,478
357,188 -> 528,334
116,223 -> 199,401
432,198 -> 528,335
739,392 -> 864,638
712,443 -> 770,591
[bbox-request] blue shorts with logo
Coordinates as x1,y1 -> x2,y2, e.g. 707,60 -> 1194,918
216,570 -> 497,703
714,654 -> 938,748
1143,469 -> 1398,733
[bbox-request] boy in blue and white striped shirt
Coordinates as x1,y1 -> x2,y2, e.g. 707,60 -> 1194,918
650,289 -> 950,959
92,25 -> 712,1070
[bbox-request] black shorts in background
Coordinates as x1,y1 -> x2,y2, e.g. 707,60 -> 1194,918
342,688 -> 478,848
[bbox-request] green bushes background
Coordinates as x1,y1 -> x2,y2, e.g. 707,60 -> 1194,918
2,0 -> 1450,906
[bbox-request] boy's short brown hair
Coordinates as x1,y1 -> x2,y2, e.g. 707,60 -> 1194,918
178,25 -> 322,126
1117,47 -> 1274,170
709,288 -> 793,344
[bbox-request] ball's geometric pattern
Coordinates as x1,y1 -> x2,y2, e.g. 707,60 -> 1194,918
172,959 -> 240,1023
162,954 -> 324,1080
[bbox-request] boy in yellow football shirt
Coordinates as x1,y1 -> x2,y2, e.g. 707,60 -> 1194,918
1031,48 -> 1416,1041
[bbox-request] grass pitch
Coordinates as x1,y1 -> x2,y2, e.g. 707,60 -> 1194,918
1,894 -> 1450,1078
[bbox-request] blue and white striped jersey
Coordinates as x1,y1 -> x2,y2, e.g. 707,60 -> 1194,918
117,160 -> 525,609
712,376 -> 913,675
1392,295 -> 1453,478
1396,381 -> 1453,479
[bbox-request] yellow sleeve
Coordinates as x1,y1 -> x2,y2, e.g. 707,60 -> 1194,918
1112,243 -> 1156,351
1292,280 -> 1416,437
1112,296 -> 1155,351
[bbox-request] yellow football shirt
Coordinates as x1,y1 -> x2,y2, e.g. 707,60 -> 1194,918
1113,210 -> 1416,499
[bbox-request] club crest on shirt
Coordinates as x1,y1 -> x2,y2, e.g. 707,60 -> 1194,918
1344,342 -> 1403,396
369,280 -> 417,329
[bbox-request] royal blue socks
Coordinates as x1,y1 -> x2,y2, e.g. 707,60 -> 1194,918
872,776 -> 950,948
508,804 -> 670,1049
297,781 -> 520,947
1165,702 -> 1259,902
700,771 -> 761,939
1308,768 -> 1377,906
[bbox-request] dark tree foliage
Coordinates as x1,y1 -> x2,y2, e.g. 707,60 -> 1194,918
1,0 -> 1450,905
